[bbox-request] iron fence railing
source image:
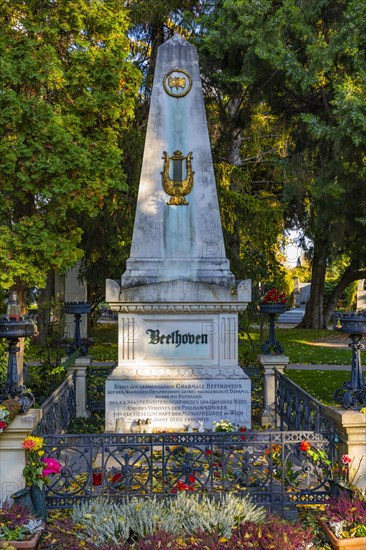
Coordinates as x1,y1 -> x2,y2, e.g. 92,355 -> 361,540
43,430 -> 334,513
275,369 -> 339,438
34,371 -> 76,435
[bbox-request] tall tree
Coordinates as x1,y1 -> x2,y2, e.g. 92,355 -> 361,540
0,0 -> 141,308
198,0 -> 366,325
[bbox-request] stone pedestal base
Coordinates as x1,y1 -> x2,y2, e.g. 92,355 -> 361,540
106,366 -> 251,432
0,409 -> 42,505
257,354 -> 289,427
326,407 -> 366,491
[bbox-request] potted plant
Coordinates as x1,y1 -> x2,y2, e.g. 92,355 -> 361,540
327,454 -> 363,499
319,493 -> 366,549
12,436 -> 61,523
260,288 -> 287,354
260,288 -> 287,314
0,502 -> 43,549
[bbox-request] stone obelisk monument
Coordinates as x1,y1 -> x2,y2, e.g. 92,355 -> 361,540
105,35 -> 251,432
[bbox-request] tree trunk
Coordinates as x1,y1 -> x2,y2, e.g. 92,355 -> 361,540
301,243 -> 327,329
323,266 -> 366,326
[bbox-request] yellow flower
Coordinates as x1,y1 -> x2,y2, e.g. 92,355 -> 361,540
360,407 -> 366,414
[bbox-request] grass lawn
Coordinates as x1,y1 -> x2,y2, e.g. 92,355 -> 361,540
239,326 -> 355,405
239,327 -> 351,366
285,369 -> 350,405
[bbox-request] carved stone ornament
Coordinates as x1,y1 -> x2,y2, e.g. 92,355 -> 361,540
163,68 -> 192,97
112,366 -> 246,380
111,303 -> 247,314
161,150 -> 194,205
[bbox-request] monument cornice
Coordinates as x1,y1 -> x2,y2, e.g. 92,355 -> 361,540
108,303 -> 248,313
109,366 -> 246,380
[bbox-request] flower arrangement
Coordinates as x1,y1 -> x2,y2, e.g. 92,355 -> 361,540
261,288 -> 286,305
213,419 -> 238,432
0,399 -> 21,433
330,453 -> 363,491
0,502 -> 43,543
299,441 -> 363,494
22,435 -> 61,489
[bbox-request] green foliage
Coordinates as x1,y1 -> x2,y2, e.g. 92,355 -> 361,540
161,493 -> 266,539
0,340 -> 7,386
90,322 -> 118,361
0,0 -> 141,290
70,412 -> 105,434
72,493 -> 266,545
198,0 -> 366,327
324,280 -> 357,311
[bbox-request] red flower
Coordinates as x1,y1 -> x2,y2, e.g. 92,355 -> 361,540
0,421 -> 7,430
205,449 -> 212,456
299,441 -> 311,452
341,454 -> 352,465
262,288 -> 287,305
189,475 -> 195,483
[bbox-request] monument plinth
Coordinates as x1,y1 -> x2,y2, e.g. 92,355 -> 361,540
105,35 -> 251,432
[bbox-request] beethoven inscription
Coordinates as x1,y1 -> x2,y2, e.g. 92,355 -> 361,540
146,329 -> 208,347
105,379 -> 251,430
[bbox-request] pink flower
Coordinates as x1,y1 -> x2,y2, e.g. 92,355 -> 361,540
0,420 -> 7,430
341,454 -> 352,465
42,457 -> 61,476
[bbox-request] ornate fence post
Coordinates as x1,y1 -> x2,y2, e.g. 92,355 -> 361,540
66,357 -> 91,418
258,354 -> 289,426
0,409 -> 42,505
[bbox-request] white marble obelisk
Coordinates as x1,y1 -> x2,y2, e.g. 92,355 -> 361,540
105,35 -> 251,432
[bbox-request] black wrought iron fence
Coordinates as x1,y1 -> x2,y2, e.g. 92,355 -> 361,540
43,430 -> 334,513
275,369 -> 339,437
34,371 -> 76,435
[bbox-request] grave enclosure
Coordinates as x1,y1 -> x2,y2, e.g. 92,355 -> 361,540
105,35 -> 251,433
2,34 -> 366,515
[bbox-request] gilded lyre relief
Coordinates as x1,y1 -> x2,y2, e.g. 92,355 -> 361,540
161,150 -> 194,205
